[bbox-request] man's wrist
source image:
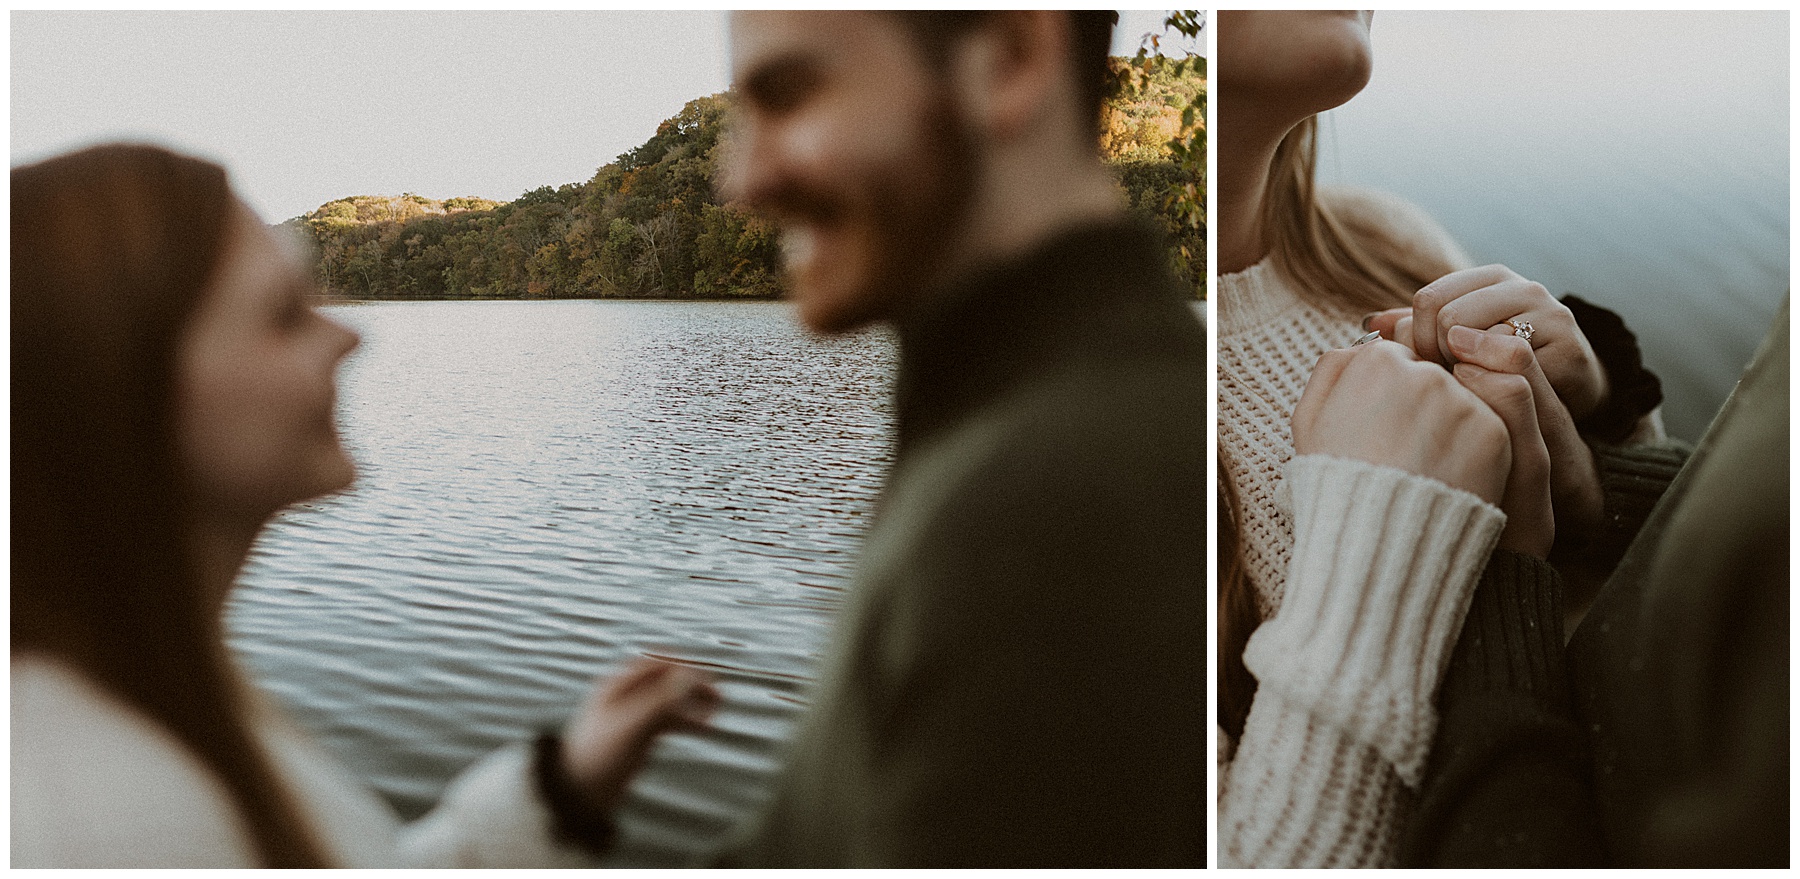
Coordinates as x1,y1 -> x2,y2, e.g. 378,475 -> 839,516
531,731 -> 619,856
1561,294 -> 1663,444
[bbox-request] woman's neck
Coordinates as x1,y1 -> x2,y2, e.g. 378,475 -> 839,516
1217,113 -> 1298,275
188,515 -> 264,604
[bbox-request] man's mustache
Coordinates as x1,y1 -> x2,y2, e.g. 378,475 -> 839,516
744,182 -> 846,227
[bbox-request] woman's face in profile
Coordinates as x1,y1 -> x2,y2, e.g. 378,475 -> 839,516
176,202 -> 360,522
1218,10 -> 1374,121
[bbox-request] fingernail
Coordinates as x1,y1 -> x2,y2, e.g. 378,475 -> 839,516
1360,312 -> 1377,331
1447,324 -> 1482,356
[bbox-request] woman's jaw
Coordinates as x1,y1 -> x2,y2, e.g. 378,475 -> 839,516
175,200 -> 361,588
1216,11 -> 1375,272
1218,10 -> 1374,139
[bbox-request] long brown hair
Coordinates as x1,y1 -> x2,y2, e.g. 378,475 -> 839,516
12,144 -> 332,867
1218,116 -> 1451,739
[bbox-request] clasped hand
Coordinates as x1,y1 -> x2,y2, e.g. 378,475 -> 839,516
558,658 -> 721,817
1294,337 -> 1553,557
1295,265 -> 1611,558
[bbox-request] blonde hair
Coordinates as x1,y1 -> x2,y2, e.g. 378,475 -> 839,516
1218,116 -> 1455,738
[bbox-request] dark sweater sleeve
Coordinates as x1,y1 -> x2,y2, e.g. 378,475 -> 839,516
1555,440 -> 1689,576
1554,292 -> 1685,570
1399,550 -> 1606,868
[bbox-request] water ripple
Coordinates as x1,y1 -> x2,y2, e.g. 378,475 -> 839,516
228,301 -> 892,865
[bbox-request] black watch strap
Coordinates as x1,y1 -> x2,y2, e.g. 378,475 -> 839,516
531,731 -> 619,857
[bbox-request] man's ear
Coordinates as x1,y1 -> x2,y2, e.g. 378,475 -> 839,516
951,10 -> 1070,143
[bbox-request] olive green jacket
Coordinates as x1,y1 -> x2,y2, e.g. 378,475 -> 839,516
714,221 -> 1206,867
1404,299 -> 1788,867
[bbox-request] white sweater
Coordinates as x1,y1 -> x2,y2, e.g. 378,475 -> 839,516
1215,187 -> 1506,867
11,654 -> 601,868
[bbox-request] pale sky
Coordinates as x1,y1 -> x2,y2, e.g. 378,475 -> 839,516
12,10 -> 1201,222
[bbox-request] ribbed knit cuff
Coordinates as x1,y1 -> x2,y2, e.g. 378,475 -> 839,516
1439,550 -> 1569,709
1562,439 -> 1690,571
1246,455 -> 1506,787
1219,689 -> 1400,868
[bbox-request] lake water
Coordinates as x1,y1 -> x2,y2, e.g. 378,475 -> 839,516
227,300 -> 894,866
1318,11 -> 1788,441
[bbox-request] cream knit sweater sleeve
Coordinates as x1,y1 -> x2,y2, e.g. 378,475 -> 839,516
1218,456 -> 1504,867
1217,188 -> 1497,867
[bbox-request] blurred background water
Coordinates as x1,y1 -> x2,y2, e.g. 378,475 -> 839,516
228,300 -> 894,866
1317,10 -> 1787,441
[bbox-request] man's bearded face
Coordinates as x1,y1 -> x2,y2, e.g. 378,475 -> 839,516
723,12 -> 981,334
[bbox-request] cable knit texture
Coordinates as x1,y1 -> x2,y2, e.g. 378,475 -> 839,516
1217,186 -> 1506,867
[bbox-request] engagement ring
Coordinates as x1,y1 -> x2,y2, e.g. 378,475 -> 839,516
1509,318 -> 1534,343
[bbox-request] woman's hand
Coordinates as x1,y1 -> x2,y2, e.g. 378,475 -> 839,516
559,658 -> 720,814
1293,338 -> 1512,507
1367,264 -> 1610,420
1366,265 -> 1610,547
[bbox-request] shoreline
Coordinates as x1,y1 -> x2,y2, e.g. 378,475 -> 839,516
315,295 -> 787,305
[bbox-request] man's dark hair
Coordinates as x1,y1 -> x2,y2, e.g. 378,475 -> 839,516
887,11 -> 1119,141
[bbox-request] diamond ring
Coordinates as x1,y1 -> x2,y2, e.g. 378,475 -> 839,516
1509,318 -> 1534,343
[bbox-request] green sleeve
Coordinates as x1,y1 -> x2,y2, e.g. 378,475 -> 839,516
1401,550 -> 1605,867
714,368 -> 1204,868
1558,440 -> 1689,573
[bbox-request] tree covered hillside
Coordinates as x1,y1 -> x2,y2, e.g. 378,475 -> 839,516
288,55 -> 1203,301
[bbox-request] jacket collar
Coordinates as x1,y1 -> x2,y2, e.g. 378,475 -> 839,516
891,217 -> 1178,451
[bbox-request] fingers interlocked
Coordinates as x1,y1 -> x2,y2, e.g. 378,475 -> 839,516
1444,325 -> 1604,549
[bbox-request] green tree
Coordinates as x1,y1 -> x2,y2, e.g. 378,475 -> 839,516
1112,10 -> 1205,294
289,75 -> 1199,301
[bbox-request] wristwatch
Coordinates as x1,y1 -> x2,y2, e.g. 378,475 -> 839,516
532,731 -> 619,856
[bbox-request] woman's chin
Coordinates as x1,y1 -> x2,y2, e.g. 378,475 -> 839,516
320,453 -> 358,498
1221,12 -> 1374,118
1291,34 -> 1374,114
299,447 -> 358,503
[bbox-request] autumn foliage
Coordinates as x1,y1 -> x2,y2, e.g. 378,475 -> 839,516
288,53 -> 1204,301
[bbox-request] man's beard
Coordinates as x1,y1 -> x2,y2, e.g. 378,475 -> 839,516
772,82 -> 983,334
856,83 -> 982,324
